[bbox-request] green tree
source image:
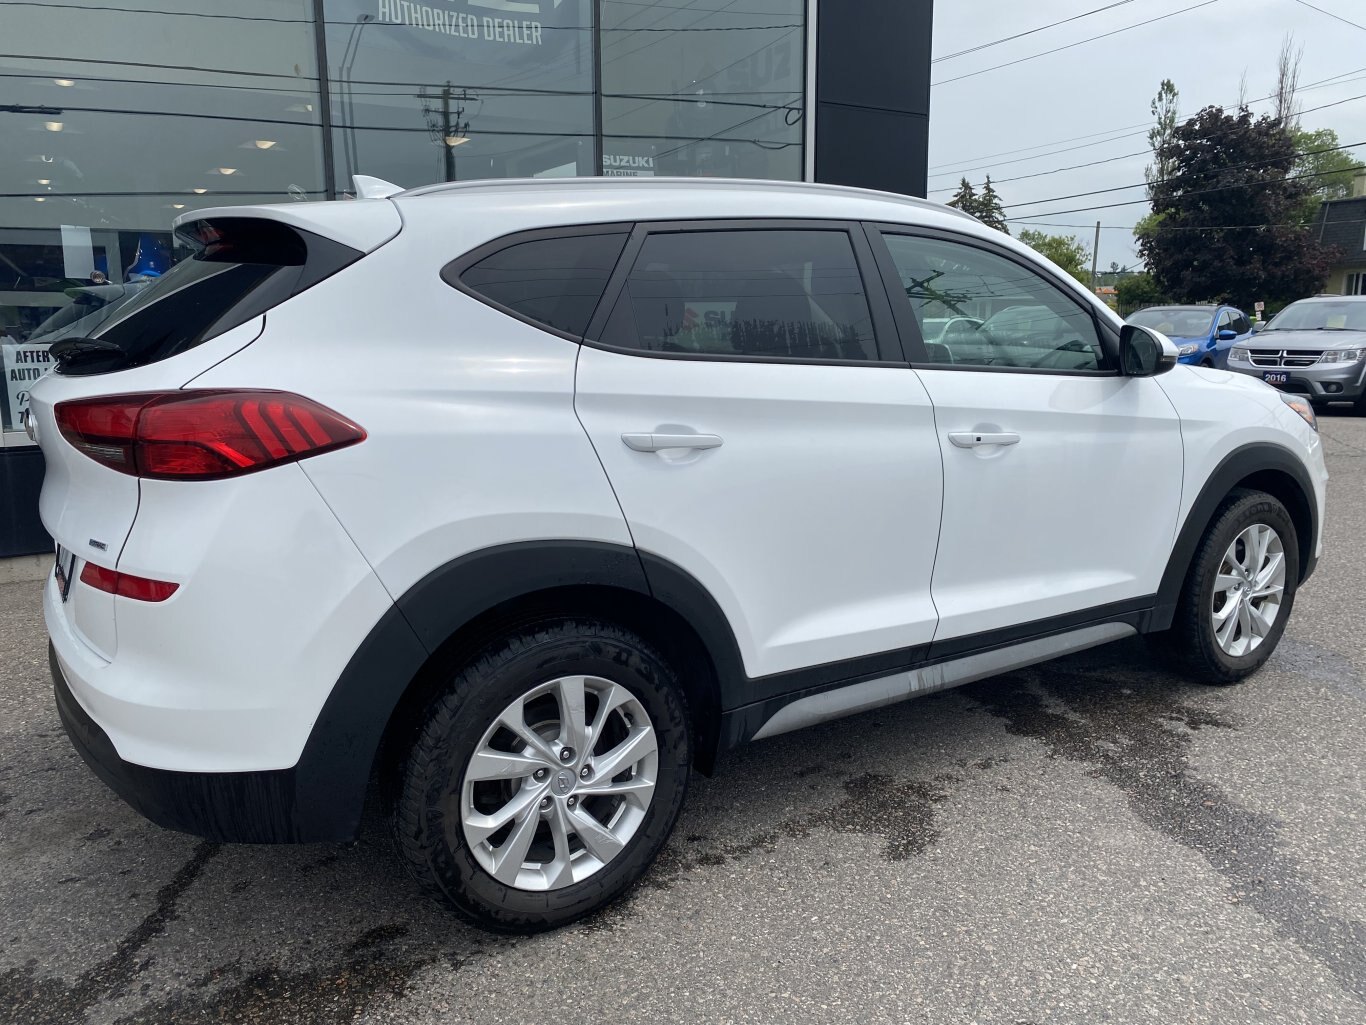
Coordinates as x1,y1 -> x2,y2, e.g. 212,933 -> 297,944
1115,272 -> 1168,313
1017,229 -> 1092,285
1145,79 -> 1180,198
946,178 -> 979,217
977,175 -> 1010,234
1138,105 -> 1337,310
1291,126 -> 1365,222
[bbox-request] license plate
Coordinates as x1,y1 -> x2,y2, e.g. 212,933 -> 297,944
1262,371 -> 1290,386
54,545 -> 76,602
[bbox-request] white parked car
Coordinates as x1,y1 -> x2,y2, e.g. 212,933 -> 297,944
29,177 -> 1325,932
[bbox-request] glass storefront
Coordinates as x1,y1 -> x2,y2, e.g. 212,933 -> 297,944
1,0 -> 808,433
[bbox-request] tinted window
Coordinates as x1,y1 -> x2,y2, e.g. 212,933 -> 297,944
882,234 -> 1105,372
53,218 -> 358,377
601,230 -> 877,360
458,233 -> 629,338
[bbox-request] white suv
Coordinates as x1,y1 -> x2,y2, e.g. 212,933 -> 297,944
30,178 -> 1326,932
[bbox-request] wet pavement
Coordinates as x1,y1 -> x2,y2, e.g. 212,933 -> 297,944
3,410 -> 1365,1024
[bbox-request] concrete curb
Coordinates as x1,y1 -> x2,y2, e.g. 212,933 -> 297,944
0,555 -> 50,584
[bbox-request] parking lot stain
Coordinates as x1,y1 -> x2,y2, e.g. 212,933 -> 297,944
646,770 -> 946,890
0,840 -> 218,1025
970,644 -> 1366,1002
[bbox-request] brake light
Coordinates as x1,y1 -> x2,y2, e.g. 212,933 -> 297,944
80,562 -> 179,602
54,390 -> 365,480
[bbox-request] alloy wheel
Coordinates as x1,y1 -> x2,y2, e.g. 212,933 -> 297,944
1211,522 -> 1286,657
459,675 -> 658,891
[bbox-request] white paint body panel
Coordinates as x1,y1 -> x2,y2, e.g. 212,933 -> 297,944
48,463 -> 392,771
917,369 -> 1185,640
575,349 -> 944,678
1155,365 -> 1327,555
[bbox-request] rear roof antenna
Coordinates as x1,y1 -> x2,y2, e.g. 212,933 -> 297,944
351,174 -> 404,199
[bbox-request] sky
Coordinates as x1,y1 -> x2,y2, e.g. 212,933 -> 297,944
927,0 -> 1366,270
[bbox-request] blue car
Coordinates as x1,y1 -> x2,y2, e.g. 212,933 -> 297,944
1125,304 -> 1254,368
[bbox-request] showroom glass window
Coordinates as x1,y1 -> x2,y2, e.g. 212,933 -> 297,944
322,0 -> 597,189
599,0 -> 805,181
0,1 -> 325,433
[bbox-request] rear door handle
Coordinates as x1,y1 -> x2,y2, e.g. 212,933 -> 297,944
948,431 -> 1021,449
621,432 -> 724,453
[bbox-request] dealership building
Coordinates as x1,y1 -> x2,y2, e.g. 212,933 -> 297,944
1,0 -> 933,556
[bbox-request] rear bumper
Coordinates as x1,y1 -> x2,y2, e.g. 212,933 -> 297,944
52,643 -> 354,843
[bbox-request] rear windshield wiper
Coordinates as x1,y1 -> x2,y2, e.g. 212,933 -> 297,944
49,336 -> 126,369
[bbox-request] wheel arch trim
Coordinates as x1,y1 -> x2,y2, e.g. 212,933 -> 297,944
1152,442 -> 1319,632
287,541 -> 747,839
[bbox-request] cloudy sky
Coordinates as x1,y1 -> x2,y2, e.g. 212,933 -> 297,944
927,0 -> 1366,269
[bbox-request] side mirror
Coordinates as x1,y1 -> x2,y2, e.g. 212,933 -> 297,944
1120,324 -> 1179,377
1251,321 -> 1266,334
1218,328 -> 1238,341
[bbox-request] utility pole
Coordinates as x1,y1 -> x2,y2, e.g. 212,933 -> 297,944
1090,220 -> 1102,293
422,82 -> 474,183
441,85 -> 456,184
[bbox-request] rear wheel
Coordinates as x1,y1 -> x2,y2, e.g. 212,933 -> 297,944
1163,489 -> 1298,683
393,619 -> 690,932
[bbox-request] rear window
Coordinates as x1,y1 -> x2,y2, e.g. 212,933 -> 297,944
450,231 -> 629,338
49,217 -> 360,377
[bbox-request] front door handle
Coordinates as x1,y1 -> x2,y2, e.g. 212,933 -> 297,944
621,432 -> 724,453
948,431 -> 1021,449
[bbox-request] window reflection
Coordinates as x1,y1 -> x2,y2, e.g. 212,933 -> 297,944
0,1 -> 325,430
324,0 -> 597,187
600,0 -> 804,181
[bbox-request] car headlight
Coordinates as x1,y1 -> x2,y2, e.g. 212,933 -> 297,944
1177,342 -> 1200,356
1319,349 -> 1365,364
1279,392 -> 1317,432
1230,346 -> 1251,362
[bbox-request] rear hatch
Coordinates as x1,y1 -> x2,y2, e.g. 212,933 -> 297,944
28,207 -> 395,659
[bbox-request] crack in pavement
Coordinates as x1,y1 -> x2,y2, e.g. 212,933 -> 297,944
1,840 -> 218,1025
968,646 -> 1366,1003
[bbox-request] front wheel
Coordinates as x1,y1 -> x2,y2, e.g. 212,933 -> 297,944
393,620 -> 691,932
1163,489 -> 1299,683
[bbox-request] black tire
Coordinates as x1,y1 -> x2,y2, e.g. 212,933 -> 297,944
393,619 -> 691,933
1163,489 -> 1299,684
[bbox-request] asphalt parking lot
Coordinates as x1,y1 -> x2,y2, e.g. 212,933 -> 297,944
3,411 -> 1366,1025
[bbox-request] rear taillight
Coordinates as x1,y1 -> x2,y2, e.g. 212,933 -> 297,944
80,562 -> 179,602
54,390 -> 365,480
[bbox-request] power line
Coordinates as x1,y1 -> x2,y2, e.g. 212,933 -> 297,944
931,0 -> 1220,87
1014,218 -> 1366,231
943,91 -> 1366,209
1006,165 -> 1366,220
1292,0 -> 1366,33
927,62 -> 1366,177
933,1 -> 1135,63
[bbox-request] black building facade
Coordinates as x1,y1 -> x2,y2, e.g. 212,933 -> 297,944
0,0 -> 933,556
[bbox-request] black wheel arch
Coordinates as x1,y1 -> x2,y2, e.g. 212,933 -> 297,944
290,541 -> 746,840
1151,442 -> 1319,632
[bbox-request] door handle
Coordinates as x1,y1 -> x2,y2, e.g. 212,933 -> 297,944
948,431 -> 1021,449
621,432 -> 724,453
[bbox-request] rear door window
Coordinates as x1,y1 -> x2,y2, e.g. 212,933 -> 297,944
450,230 -> 629,338
598,229 -> 879,361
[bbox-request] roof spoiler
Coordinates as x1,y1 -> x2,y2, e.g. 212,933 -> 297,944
351,175 -> 404,200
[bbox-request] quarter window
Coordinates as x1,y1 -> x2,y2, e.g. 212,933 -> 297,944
455,232 -> 629,338
881,233 -> 1106,372
599,229 -> 878,361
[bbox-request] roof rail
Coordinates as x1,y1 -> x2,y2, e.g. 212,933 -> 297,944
395,175 -> 976,222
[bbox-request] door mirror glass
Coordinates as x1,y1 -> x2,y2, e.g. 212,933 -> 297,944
1120,324 -> 1179,377
1218,328 -> 1238,340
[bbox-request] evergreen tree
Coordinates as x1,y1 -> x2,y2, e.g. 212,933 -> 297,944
977,176 -> 1010,234
946,178 -> 979,217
